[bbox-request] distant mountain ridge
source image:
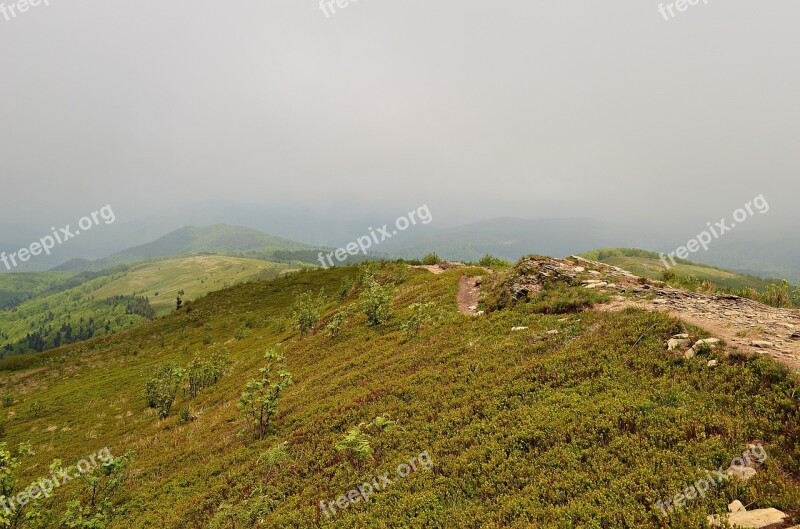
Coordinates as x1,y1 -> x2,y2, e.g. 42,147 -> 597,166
51,224 -> 309,271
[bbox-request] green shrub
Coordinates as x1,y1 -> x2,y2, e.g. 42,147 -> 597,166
324,310 -> 348,339
422,252 -> 441,266
145,363 -> 185,419
178,408 -> 196,424
57,451 -> 134,528
335,426 -> 373,464
525,283 -> 610,314
186,350 -> 231,399
401,302 -> 435,338
360,279 -> 394,326
0,442 -> 21,527
238,349 -> 294,440
290,290 -> 325,335
478,254 -> 510,268
760,280 -> 794,308
337,277 -> 354,302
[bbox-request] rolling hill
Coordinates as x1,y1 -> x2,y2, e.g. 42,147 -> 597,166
51,224 -> 310,272
0,255 -> 299,355
580,248 -> 778,292
0,259 -> 797,527
91,254 -> 298,316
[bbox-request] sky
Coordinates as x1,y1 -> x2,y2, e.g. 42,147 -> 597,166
1,0 -> 798,249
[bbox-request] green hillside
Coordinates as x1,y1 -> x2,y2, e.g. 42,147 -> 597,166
0,261 -> 797,528
0,256 -> 298,356
91,254 -> 298,316
52,224 -> 310,272
0,272 -> 74,311
581,248 -> 777,291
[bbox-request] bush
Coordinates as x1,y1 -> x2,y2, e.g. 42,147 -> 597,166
422,253 -> 441,266
401,302 -> 435,338
324,310 -> 348,339
760,280 -> 794,308
290,290 -> 325,335
186,349 -> 231,399
57,450 -> 134,528
335,426 -> 373,465
238,350 -> 294,440
360,279 -> 394,326
478,254 -> 510,268
145,363 -> 185,419
338,277 -> 354,302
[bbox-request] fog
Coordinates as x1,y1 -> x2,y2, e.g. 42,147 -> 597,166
1,0 -> 797,254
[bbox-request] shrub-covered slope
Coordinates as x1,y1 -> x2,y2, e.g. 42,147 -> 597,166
0,262 -> 798,528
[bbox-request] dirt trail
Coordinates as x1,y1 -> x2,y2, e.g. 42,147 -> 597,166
561,256 -> 800,373
412,262 -> 484,315
457,276 -> 482,316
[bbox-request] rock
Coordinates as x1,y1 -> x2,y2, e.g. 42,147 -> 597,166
708,507 -> 787,528
511,326 -> 528,331
726,466 -> 756,481
588,270 -> 601,276
751,341 -> 774,348
685,348 -> 696,359
708,360 -> 719,368
667,338 -> 689,350
695,338 -> 720,347
574,266 -> 585,272
790,331 -> 800,340
547,329 -> 559,335
583,281 -> 608,289
673,333 -> 690,339
728,500 -> 746,514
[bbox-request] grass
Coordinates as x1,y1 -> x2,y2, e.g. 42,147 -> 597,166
91,254 -> 297,316
0,262 -> 798,528
0,255 -> 297,356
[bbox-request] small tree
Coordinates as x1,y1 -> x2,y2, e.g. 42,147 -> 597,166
290,290 -> 324,335
401,302 -> 435,338
145,364 -> 185,419
186,350 -> 231,399
360,279 -> 394,326
324,310 -> 348,339
176,296 -> 183,310
58,451 -> 134,528
238,350 -> 294,440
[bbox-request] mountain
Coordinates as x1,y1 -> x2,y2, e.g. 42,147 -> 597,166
51,224 -> 310,271
0,258 -> 798,527
379,217 -> 647,262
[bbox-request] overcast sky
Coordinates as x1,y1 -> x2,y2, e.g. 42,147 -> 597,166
1,0 -> 798,245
